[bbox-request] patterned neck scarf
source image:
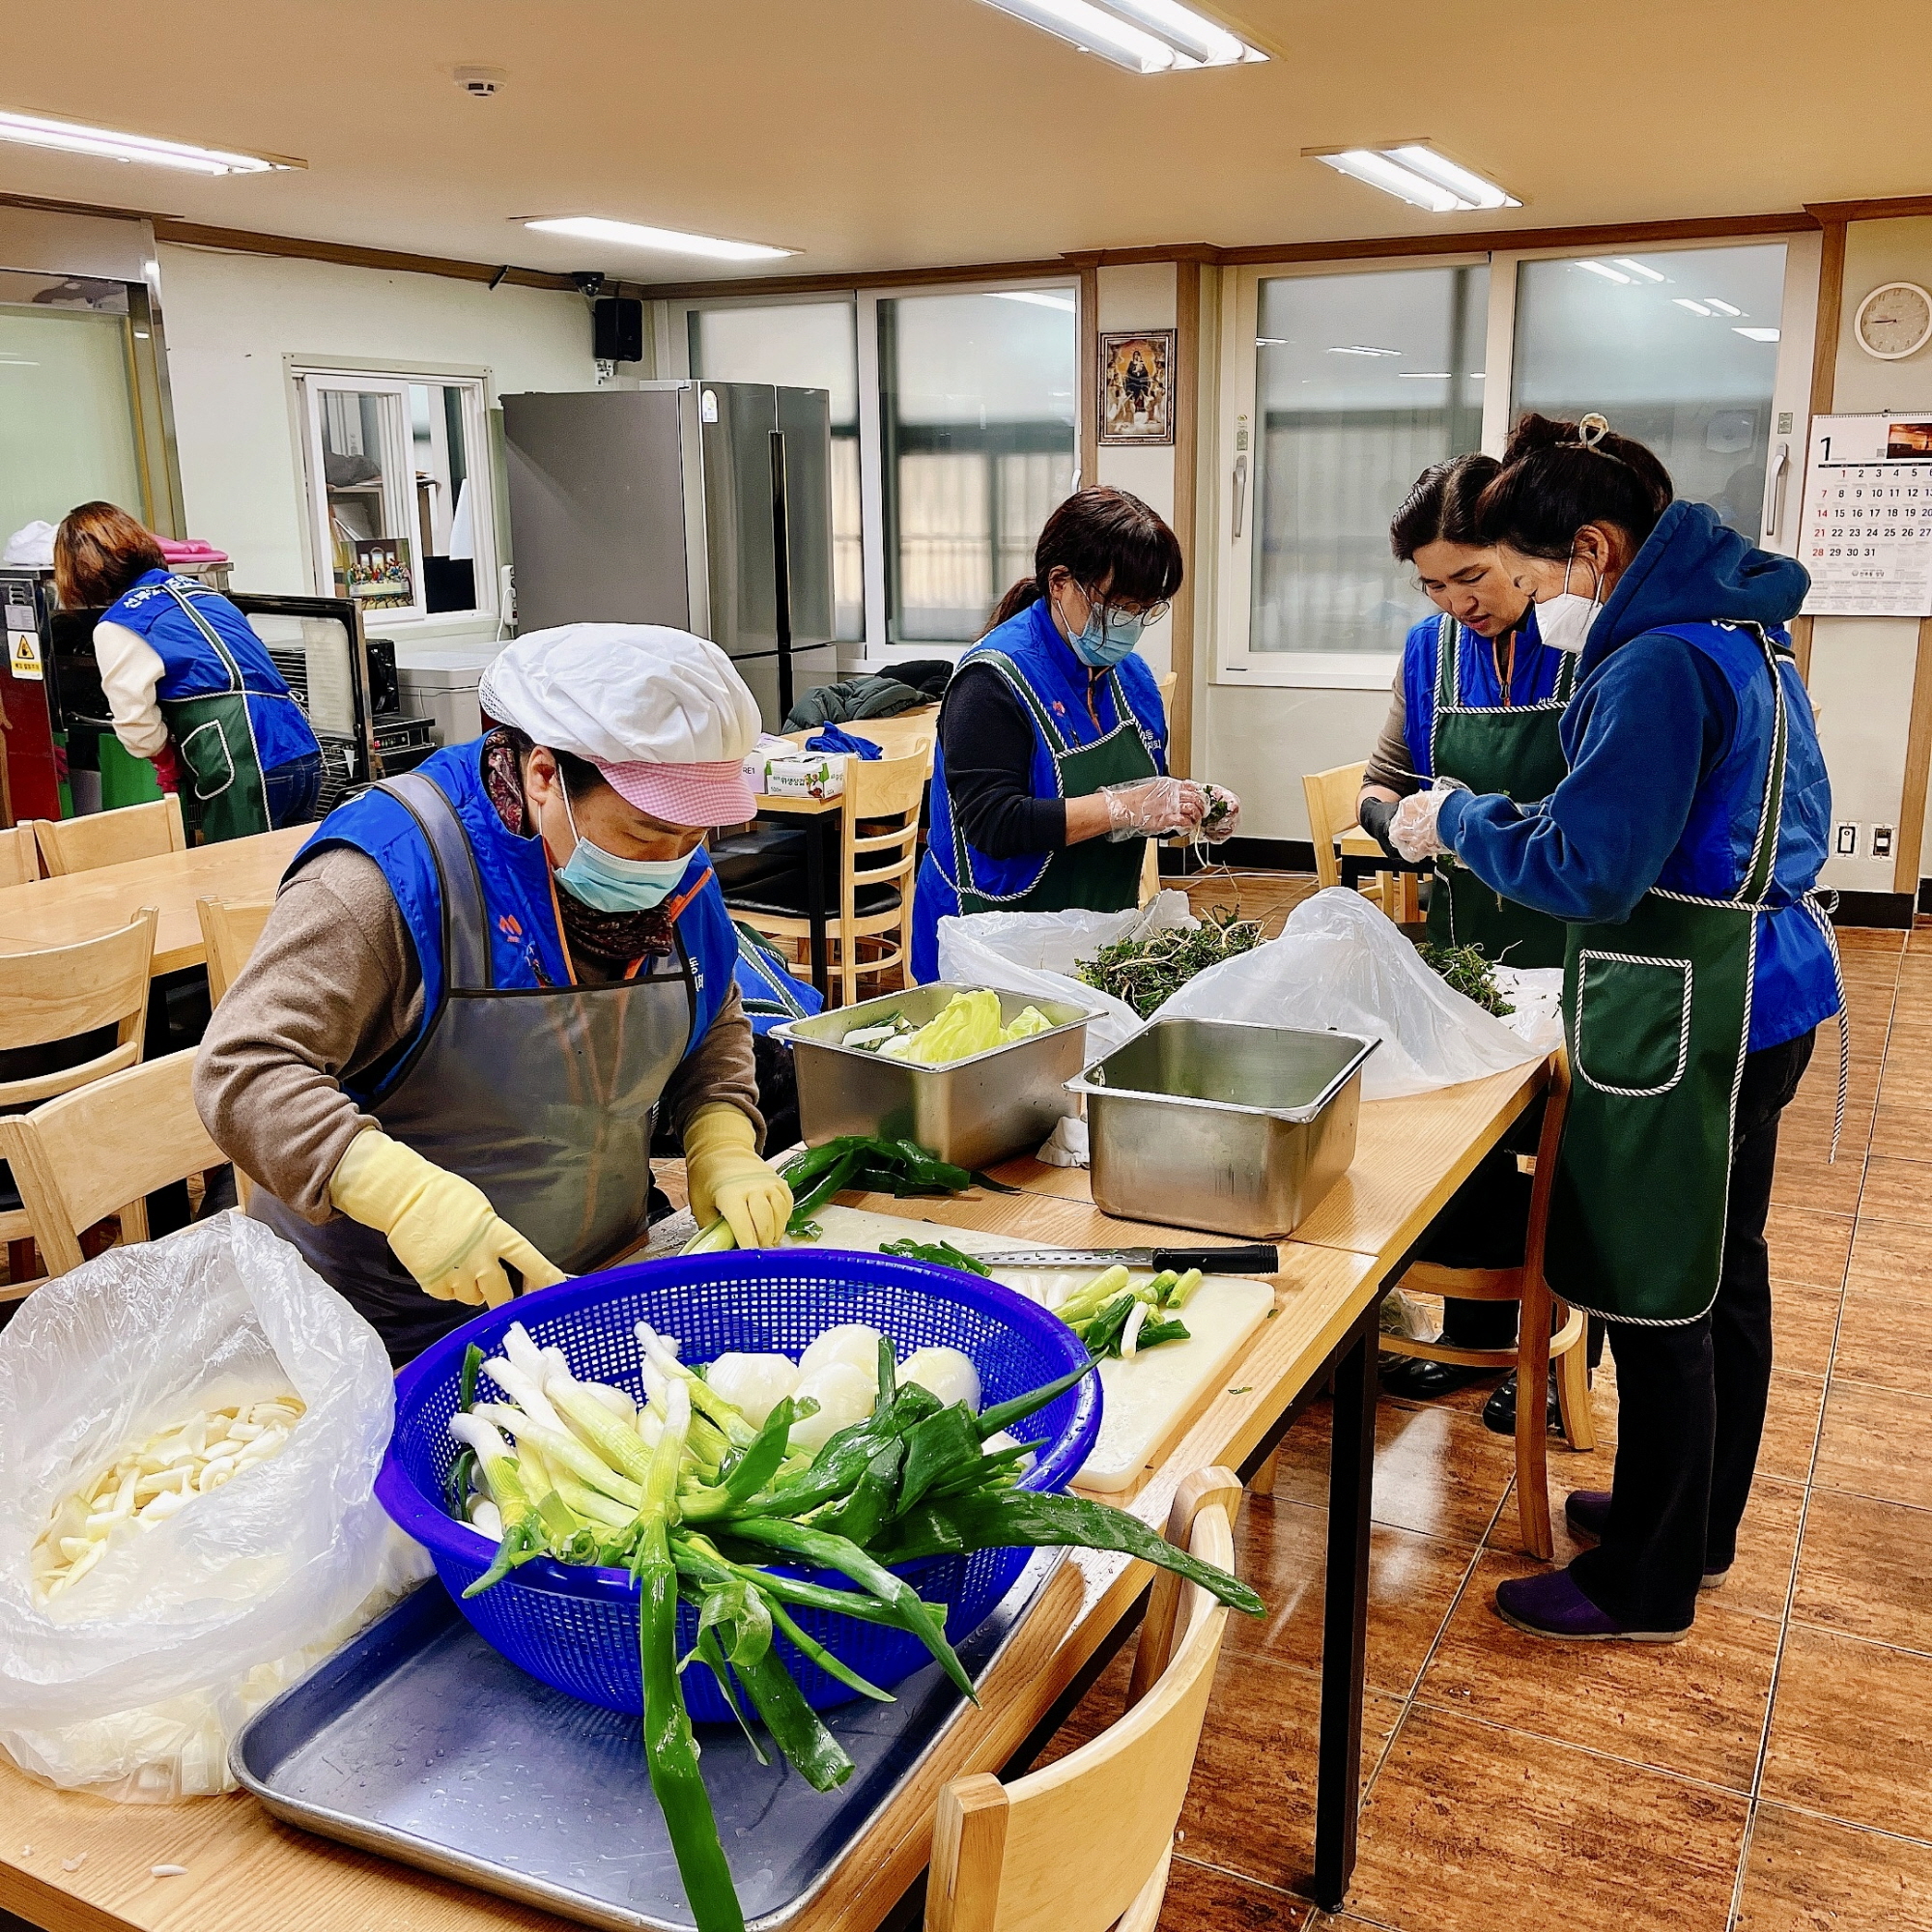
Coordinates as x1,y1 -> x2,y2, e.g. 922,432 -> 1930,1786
479,728 -> 677,972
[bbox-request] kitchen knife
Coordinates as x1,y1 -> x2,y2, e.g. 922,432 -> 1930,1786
979,1243 -> 1281,1273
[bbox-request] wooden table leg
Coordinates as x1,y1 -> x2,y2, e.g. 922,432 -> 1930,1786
1314,1304 -> 1378,1912
807,813 -> 834,1002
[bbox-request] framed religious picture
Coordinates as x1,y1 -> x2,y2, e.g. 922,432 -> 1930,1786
1098,328 -> 1177,446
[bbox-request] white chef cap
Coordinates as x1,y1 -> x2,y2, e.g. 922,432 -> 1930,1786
479,623 -> 761,825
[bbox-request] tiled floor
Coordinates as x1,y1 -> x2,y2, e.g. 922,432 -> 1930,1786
1046,909 -> 1932,1932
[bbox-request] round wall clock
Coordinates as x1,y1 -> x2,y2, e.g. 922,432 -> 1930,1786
1855,281 -> 1932,360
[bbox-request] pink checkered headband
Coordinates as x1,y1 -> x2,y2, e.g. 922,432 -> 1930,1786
593,755 -> 757,829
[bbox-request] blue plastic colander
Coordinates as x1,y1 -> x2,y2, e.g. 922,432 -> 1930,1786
376,1248 -> 1102,1721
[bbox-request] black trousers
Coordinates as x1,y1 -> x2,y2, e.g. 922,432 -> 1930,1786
1570,1027 -> 1816,1631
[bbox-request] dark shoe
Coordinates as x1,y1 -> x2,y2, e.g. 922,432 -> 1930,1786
1566,1489 -> 1728,1590
1482,1369 -> 1564,1436
1379,1353 -> 1492,1401
1493,1569 -> 1690,1643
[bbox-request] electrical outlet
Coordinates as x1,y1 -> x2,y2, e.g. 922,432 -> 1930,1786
1835,821 -> 1862,858
1873,824 -> 1895,860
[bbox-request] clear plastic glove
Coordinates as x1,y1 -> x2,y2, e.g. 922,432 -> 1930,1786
1101,776 -> 1208,842
328,1127 -> 566,1307
1199,782 -> 1241,843
1389,780 -> 1469,863
683,1102 -> 793,1247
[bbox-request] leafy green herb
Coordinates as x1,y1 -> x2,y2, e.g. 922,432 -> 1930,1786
1416,940 -> 1516,1017
1077,907 -> 1264,1019
879,1236 -> 994,1277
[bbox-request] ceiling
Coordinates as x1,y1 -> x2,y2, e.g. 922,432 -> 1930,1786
1,0 -> 1927,286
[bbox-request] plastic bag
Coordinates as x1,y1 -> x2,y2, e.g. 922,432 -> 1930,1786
936,890 -> 1197,1062
1153,888 -> 1547,1099
1492,965 -> 1566,1052
0,1212 -> 428,1801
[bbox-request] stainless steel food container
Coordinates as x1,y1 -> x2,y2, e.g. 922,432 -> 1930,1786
770,983 -> 1098,1170
1066,1018 -> 1378,1239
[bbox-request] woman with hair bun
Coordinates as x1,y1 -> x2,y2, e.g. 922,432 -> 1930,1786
1391,412 -> 1840,1643
910,486 -> 1238,981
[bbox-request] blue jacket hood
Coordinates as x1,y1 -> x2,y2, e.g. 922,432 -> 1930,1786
1583,500 -> 1811,674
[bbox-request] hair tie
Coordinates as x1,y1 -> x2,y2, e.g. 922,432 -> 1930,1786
1566,412 -> 1614,453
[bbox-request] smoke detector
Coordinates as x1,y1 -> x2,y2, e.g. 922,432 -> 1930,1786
452,65 -> 508,99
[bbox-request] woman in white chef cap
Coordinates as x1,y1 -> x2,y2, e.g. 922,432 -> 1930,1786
195,624 -> 793,1365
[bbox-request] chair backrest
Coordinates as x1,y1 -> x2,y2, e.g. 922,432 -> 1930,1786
0,1048 -> 223,1277
197,895 -> 274,1005
0,909 -> 157,1108
844,747 -> 930,880
0,824 -> 41,887
1300,761 -> 1368,892
925,1469 -> 1241,1932
35,793 -> 186,877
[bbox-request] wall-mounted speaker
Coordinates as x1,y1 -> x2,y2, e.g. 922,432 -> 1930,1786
593,297 -> 644,363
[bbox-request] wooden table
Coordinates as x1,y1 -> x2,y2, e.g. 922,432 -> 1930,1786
0,1059 -> 1547,1932
746,707 -> 939,1001
0,828 -> 307,976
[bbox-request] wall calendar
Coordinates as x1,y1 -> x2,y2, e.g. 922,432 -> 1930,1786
1799,413 -> 1932,617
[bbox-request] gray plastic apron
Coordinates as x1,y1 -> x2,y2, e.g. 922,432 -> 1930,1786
251,771 -> 696,1363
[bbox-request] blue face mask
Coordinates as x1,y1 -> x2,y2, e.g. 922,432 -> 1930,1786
554,782 -> 692,913
1067,605 -> 1146,669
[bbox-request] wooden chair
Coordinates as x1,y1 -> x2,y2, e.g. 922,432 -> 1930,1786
1378,1053 -> 1594,1557
197,895 -> 274,1005
1140,670 -> 1183,907
0,824 -> 41,886
0,1048 -> 224,1280
0,910 -> 159,1298
1301,760 -> 1418,922
35,793 -> 186,877
926,1467 -> 1240,1932
731,747 -> 931,1006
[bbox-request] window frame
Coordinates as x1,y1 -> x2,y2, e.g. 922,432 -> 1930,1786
663,273 -> 1082,666
1212,235 -> 1817,692
287,356 -> 500,633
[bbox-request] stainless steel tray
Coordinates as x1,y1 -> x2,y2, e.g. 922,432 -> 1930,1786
232,1553 -> 1062,1932
771,982 -> 1097,1171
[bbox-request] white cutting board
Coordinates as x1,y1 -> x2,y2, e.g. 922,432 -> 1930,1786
793,1205 -> 1276,1492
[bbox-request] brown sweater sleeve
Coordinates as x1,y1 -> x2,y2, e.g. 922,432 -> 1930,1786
193,846 -> 422,1222
661,981 -> 766,1150
1360,677 -> 1422,797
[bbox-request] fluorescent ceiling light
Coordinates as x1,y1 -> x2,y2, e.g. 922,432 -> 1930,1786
0,106 -> 296,175
1575,260 -> 1632,284
524,215 -> 795,262
988,289 -> 1078,312
1703,298 -> 1743,317
1397,371 -> 1453,379
1672,298 -> 1713,316
973,0 -> 1264,71
1384,145 -> 1517,212
1255,336 -> 1289,346
1734,326 -> 1780,342
1327,344 -> 1400,356
1613,258 -> 1666,282
1311,143 -> 1518,213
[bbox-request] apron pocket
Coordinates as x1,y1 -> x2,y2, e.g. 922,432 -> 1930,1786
1575,951 -> 1692,1097
177,717 -> 237,801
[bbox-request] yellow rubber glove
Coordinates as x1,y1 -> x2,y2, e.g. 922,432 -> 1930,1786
683,1103 -> 792,1248
329,1128 -> 566,1308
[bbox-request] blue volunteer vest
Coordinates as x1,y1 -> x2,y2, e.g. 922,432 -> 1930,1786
293,738 -> 737,1093
103,570 -> 320,774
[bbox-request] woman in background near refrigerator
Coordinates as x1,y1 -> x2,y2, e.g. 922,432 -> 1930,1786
910,486 -> 1239,983
54,502 -> 323,841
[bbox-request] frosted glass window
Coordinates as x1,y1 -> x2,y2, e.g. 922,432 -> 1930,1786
0,303 -> 144,545
1512,244 -> 1787,538
691,302 -> 863,641
879,289 -> 1077,644
1251,266 -> 1488,657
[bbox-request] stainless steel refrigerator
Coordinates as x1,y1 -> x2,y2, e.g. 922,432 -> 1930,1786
501,382 -> 838,729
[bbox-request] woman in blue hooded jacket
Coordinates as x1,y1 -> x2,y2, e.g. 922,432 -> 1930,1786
1392,412 -> 1841,1643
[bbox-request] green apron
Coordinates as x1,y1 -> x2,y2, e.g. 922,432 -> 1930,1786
156,583 -> 275,844
1426,612 -> 1577,968
951,650 -> 1156,918
1545,624 -> 1799,1326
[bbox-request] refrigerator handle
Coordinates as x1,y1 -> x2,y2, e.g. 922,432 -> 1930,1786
770,428 -> 795,719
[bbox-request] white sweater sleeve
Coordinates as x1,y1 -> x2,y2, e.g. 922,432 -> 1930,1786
92,620 -> 171,759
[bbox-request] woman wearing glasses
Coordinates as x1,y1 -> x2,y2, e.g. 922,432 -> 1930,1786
910,486 -> 1237,981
